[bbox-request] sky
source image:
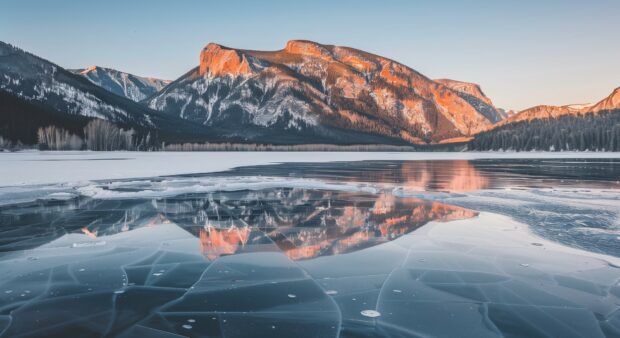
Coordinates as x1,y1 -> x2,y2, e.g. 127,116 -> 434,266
1,0 -> 619,111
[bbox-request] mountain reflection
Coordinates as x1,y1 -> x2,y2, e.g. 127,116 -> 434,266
217,160 -> 490,192
190,190 -> 477,260
214,159 -> 620,191
0,188 -> 477,259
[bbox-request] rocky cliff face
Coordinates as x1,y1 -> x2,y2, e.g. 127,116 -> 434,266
590,87 -> 620,112
148,40 -> 499,144
434,78 -> 504,123
434,79 -> 493,105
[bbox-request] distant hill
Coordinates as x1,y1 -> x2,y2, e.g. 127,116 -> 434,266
470,109 -> 620,151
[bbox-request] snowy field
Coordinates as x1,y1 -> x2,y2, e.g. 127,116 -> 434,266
2,151 -> 620,186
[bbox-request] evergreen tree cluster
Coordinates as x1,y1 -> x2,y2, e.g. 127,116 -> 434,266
469,110 -> 620,151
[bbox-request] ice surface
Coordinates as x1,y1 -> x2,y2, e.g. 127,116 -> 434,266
2,151 -> 620,187
0,158 -> 619,337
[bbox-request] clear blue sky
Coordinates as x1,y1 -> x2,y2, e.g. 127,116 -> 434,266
2,0 -> 619,110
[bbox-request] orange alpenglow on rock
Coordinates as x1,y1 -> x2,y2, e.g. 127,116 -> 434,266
199,43 -> 254,77
149,39 -> 508,144
284,40 -> 333,59
435,79 -> 495,106
497,86 -> 620,127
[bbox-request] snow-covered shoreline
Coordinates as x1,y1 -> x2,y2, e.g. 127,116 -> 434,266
2,151 -> 620,187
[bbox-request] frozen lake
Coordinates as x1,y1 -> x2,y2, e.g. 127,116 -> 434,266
0,152 -> 619,337
2,151 -> 620,186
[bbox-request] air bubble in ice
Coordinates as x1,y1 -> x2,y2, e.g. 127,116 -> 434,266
393,289 -> 402,293
361,310 -> 381,318
187,319 -> 195,323
182,324 -> 192,329
287,294 -> 296,298
520,263 -> 530,267
325,290 -> 338,295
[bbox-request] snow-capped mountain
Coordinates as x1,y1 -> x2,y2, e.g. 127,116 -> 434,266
70,66 -> 170,102
0,41 -> 155,127
0,41 -> 218,145
498,87 -> 620,126
147,40 -> 501,144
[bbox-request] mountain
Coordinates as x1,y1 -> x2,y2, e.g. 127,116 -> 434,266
496,108 -> 517,120
0,41 -> 154,128
470,87 -> 620,151
70,66 -> 170,102
434,79 -> 504,123
590,87 -> 620,112
0,41 -> 217,146
147,40 -> 500,144
469,108 -> 620,151
498,87 -> 620,126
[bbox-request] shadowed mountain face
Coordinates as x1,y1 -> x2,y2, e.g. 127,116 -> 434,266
147,40 -> 502,144
0,41 -> 244,146
0,42 -> 155,128
70,66 -> 170,102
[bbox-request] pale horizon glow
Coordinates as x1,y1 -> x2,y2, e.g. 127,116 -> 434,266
1,0 -> 619,111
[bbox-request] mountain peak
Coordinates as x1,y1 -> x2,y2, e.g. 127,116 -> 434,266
80,65 -> 99,74
434,79 -> 493,106
148,39 -> 503,144
199,43 -> 253,77
284,40 -> 332,58
590,86 -> 620,112
70,66 -> 170,102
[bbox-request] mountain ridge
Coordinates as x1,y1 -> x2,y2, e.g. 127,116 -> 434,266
497,86 -> 620,127
147,40 -> 505,144
70,66 -> 171,102
2,39 -> 619,151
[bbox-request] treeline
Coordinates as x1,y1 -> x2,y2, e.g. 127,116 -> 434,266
163,142 -> 421,152
36,120 -> 155,151
0,136 -> 34,151
469,110 -> 620,151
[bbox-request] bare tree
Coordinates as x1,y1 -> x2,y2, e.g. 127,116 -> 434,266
0,136 -> 11,150
83,120 -> 135,151
37,126 -> 83,150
